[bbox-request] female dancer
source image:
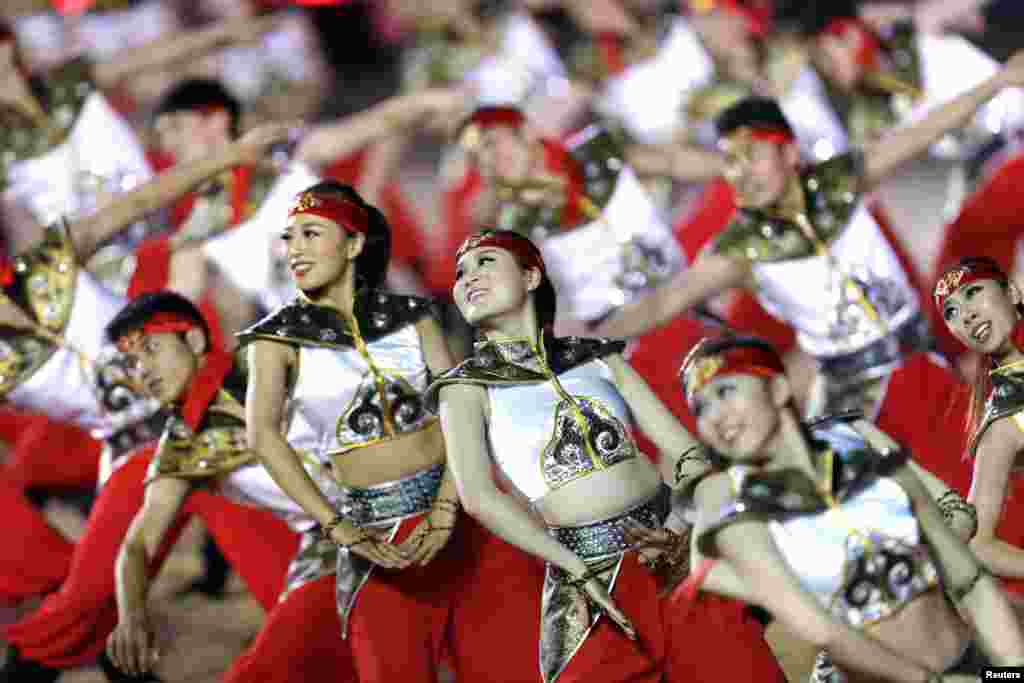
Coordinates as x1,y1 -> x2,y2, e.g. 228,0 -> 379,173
935,257 -> 1024,598
239,181 -> 464,682
428,228 -> 783,683
682,334 -> 1024,681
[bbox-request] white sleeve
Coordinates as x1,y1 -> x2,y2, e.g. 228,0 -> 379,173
202,163 -> 321,306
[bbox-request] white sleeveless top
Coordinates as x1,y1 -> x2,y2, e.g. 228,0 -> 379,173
541,166 -> 685,322
8,269 -> 130,431
5,92 -> 152,225
751,203 -> 918,358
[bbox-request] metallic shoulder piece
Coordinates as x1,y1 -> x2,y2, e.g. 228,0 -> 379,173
972,363 -> 1024,454
145,403 -> 255,483
0,221 -> 77,397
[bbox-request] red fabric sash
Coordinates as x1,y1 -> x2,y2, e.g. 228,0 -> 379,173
179,350 -> 234,431
541,140 -> 585,228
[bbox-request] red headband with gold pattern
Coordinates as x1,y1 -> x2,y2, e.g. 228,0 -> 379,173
288,192 -> 369,235
680,340 -> 785,406
115,313 -> 199,353
934,261 -> 1007,310
455,229 -> 546,278
721,125 -> 796,153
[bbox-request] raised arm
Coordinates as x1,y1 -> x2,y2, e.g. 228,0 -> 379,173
245,340 -> 409,569
438,382 -> 636,637
91,14 -> 278,89
592,250 -> 750,340
695,474 -> 952,682
107,477 -> 193,676
70,123 -> 291,262
604,354 -> 706,488
852,420 -> 977,542
967,416 -> 1024,577
626,143 -> 729,184
293,89 -> 466,169
862,50 -> 1024,189
892,461 -> 1024,665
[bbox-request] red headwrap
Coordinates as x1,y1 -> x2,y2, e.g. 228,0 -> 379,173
288,191 -> 369,235
933,260 -> 1007,311
680,338 -> 785,406
115,313 -> 200,354
463,106 -> 526,133
114,312 -> 233,429
455,229 -> 547,278
822,18 -> 881,71
720,126 -> 796,152
684,0 -> 771,38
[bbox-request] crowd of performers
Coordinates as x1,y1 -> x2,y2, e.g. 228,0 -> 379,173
4,0 -> 1024,681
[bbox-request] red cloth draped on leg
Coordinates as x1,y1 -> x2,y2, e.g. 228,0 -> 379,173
0,475 -> 73,605
3,450 -> 192,669
223,573 -> 357,683
4,451 -> 302,668
2,413 -> 100,492
182,490 -> 300,612
448,516 -> 545,682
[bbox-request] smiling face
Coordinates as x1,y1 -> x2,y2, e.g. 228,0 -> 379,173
123,331 -> 199,406
280,212 -> 364,295
723,138 -> 797,209
692,373 -> 784,463
453,246 -> 539,328
941,278 -> 1021,355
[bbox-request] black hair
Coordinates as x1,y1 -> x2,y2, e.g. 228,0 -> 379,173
105,291 -> 211,348
293,181 -> 391,291
794,0 -> 861,37
715,96 -> 795,139
154,78 -> 242,139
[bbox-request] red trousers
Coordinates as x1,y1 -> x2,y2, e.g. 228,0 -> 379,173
558,555 -> 665,683
0,475 -> 73,605
5,452 -> 298,669
664,593 -> 786,683
227,511 -> 493,683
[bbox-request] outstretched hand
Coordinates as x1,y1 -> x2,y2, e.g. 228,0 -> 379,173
233,121 -> 303,167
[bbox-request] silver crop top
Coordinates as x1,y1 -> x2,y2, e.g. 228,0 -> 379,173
427,335 -> 637,502
238,291 -> 437,465
699,418 -> 938,628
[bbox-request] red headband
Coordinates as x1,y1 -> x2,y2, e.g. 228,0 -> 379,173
722,125 -> 796,150
288,192 -> 369,235
455,230 -> 547,278
465,107 -> 526,132
933,261 -> 1007,310
681,341 -> 785,406
685,0 -> 770,38
115,313 -> 199,353
822,18 -> 880,70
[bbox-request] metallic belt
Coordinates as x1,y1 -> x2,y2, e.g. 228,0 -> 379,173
549,485 -> 669,560
334,462 -> 443,528
817,313 -> 933,385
